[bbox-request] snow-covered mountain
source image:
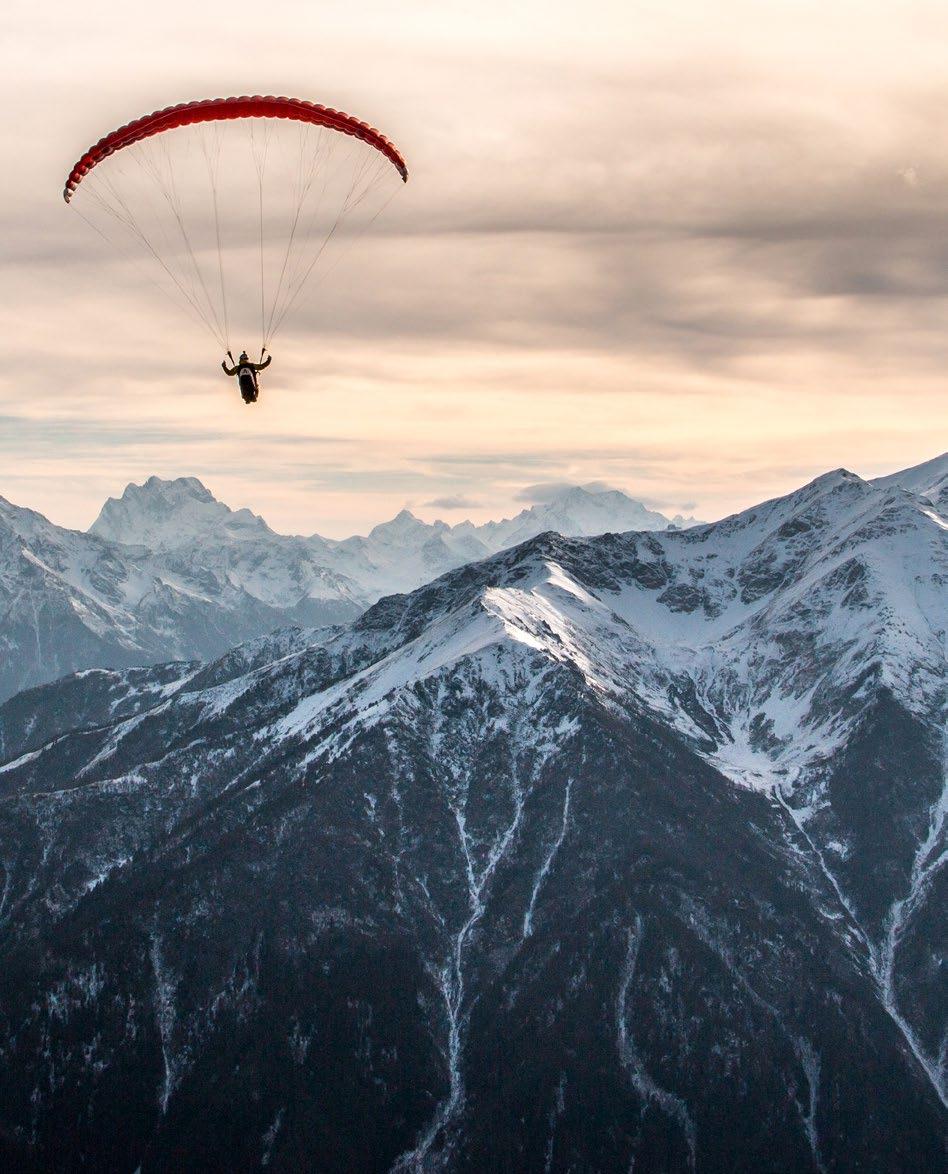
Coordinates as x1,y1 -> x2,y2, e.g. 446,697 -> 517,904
92,476 -> 700,598
0,487 -> 361,701
89,475 -> 276,550
475,484 -> 697,550
0,454 -> 944,1169
872,449 -> 948,507
0,476 -> 695,700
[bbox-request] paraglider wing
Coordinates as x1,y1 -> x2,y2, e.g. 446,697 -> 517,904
63,95 -> 408,353
64,95 -> 408,201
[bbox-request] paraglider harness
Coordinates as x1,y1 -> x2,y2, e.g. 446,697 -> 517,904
222,350 -> 271,404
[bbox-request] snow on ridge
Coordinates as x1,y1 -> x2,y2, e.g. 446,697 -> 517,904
205,461 -> 947,776
871,451 -> 948,501
276,604 -> 512,743
2,451 -> 944,712
83,476 -> 700,606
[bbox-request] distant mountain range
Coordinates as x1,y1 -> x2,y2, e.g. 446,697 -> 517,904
0,477 -> 698,701
0,451 -> 944,1169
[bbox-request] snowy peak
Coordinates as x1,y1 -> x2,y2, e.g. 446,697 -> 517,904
476,484 -> 696,552
708,465 -> 869,541
1,453 -> 943,702
0,481 -> 360,702
85,476 -> 696,599
340,459 -> 945,737
143,474 -> 215,503
0,497 -> 43,545
872,451 -> 948,509
90,476 -> 273,550
367,508 -> 437,545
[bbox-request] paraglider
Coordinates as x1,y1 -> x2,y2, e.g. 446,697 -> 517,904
222,349 -> 271,404
63,96 -> 407,403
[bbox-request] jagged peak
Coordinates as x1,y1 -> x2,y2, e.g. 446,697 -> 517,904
135,475 -> 216,503
367,508 -> 429,542
0,494 -> 72,538
90,475 -> 271,547
711,467 -> 870,535
798,467 -> 864,493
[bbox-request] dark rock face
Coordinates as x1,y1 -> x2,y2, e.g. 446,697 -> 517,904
0,657 -> 943,1172
0,459 -> 945,1171
0,663 -> 198,763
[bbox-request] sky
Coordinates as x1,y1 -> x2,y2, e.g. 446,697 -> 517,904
3,0 -> 947,537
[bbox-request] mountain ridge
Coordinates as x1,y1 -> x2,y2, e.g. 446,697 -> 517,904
0,453 -> 944,1169
90,476 -> 702,550
0,475 -> 706,701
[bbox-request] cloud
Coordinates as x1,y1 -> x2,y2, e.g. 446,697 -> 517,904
578,480 -> 620,494
424,495 -> 483,510
635,495 -> 699,513
514,482 -> 575,503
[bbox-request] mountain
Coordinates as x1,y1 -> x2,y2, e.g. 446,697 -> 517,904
0,477 -> 695,701
0,487 -> 361,701
475,484 -> 697,551
92,478 -> 699,599
0,455 -> 944,1170
872,450 -> 948,507
89,475 -> 276,550
323,509 -> 493,598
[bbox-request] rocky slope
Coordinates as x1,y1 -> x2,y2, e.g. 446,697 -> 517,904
0,454 -> 944,1170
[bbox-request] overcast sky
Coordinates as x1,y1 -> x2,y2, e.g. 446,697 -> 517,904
3,0 -> 947,536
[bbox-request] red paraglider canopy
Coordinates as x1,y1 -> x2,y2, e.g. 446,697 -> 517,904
63,95 -> 409,201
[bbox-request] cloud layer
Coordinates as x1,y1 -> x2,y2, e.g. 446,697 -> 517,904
2,1 -> 946,533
